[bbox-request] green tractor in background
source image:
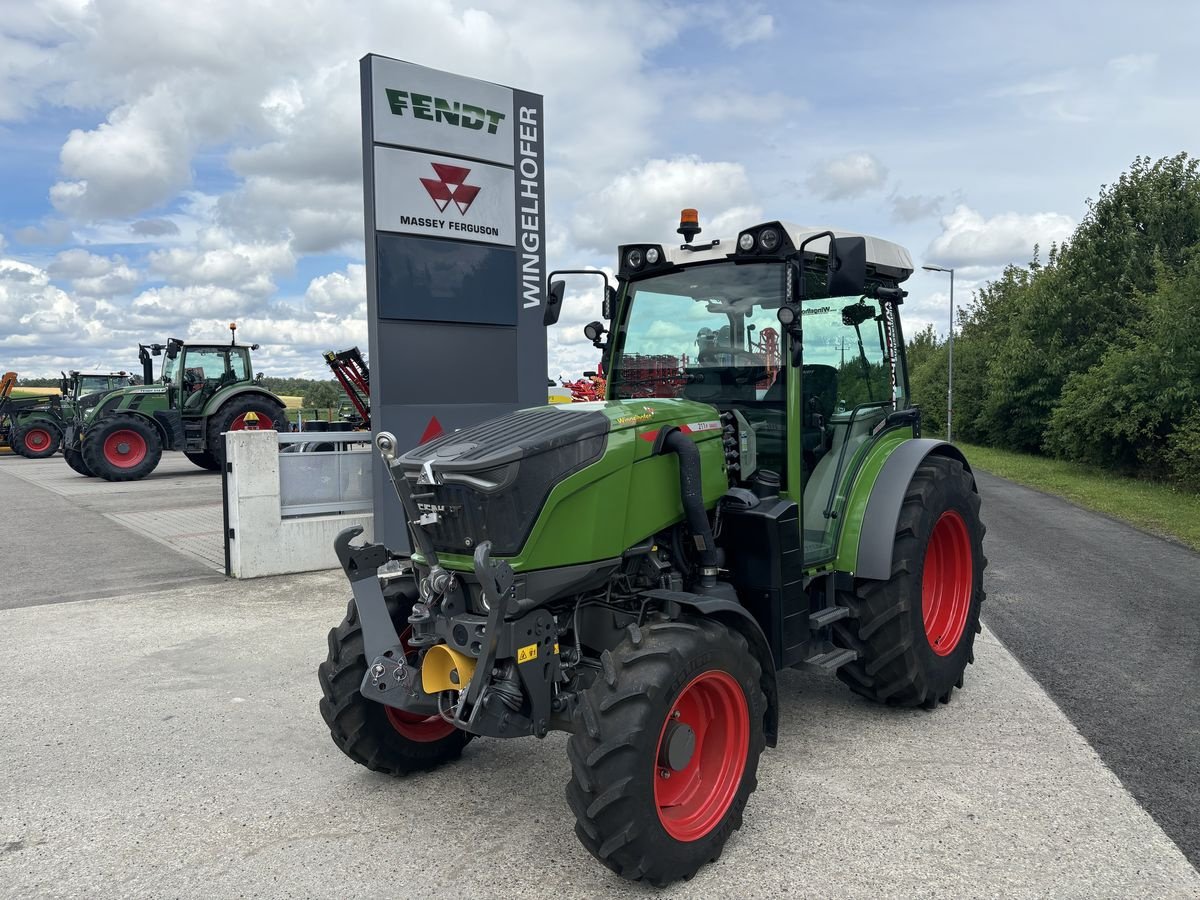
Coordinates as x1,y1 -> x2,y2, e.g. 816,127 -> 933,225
6,371 -> 136,459
63,325 -> 287,481
320,213 -> 986,886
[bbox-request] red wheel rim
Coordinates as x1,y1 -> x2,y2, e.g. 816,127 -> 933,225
383,626 -> 458,743
102,429 -> 147,467
25,428 -> 52,450
653,670 -> 749,842
229,412 -> 270,431
921,509 -> 973,656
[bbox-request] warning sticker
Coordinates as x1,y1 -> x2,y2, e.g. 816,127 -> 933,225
517,643 -> 538,664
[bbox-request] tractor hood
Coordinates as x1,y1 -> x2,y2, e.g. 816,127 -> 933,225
85,386 -> 166,422
395,398 -> 722,559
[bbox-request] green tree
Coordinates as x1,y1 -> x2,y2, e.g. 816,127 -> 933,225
302,381 -> 343,409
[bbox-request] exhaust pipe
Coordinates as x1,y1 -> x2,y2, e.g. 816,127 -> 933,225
660,428 -> 720,589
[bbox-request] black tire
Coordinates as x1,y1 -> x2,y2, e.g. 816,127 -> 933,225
12,421 -> 62,458
319,595 -> 471,775
63,445 -> 95,477
81,414 -> 163,482
184,450 -> 221,471
833,455 -> 986,708
566,617 -> 766,886
205,396 -> 287,466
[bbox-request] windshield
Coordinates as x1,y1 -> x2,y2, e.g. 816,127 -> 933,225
78,376 -> 118,395
610,262 -> 784,400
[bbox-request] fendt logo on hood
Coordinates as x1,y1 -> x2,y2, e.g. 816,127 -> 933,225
420,163 -> 480,215
385,89 -> 506,135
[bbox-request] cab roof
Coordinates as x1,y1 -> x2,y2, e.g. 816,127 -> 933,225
659,222 -> 914,281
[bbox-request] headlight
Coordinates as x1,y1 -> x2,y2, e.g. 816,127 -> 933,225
626,249 -> 644,269
759,228 -> 780,252
645,247 -> 660,264
738,233 -> 755,251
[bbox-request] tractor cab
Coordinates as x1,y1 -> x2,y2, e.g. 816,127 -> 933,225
157,325 -> 259,415
555,214 -> 915,567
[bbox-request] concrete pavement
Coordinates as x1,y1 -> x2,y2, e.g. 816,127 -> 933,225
976,469 -> 1200,870
1,571 -> 1197,898
0,454 -> 224,608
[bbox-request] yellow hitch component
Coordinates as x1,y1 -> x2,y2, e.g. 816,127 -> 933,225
421,644 -> 477,694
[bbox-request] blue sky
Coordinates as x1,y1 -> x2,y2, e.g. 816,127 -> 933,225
1,0 -> 1197,379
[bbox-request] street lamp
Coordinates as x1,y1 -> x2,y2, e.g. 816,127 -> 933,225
921,264 -> 955,441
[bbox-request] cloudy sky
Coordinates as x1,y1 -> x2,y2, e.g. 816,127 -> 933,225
1,0 -> 1197,381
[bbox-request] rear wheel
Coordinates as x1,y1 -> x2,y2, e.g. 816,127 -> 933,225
833,455 -> 986,708
319,595 -> 471,775
205,396 -> 287,466
566,617 -> 766,886
63,446 -> 95,477
13,422 -> 61,458
184,450 -> 221,471
81,414 -> 163,482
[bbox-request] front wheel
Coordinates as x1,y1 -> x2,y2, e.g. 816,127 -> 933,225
81,414 -> 163,482
566,617 -> 766,886
13,422 -> 61,458
833,454 -> 986,708
319,595 -> 471,775
63,445 -> 95,477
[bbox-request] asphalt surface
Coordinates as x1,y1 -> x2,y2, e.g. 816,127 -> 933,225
976,470 -> 1200,869
0,454 -> 224,608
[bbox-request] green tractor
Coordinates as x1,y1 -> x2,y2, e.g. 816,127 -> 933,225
63,325 -> 287,481
5,371 -> 135,459
320,215 -> 986,885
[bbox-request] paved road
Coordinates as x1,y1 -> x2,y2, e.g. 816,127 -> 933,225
0,454 -> 224,609
976,470 -> 1200,868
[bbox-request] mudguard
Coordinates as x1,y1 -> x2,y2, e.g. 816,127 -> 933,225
204,384 -> 286,417
853,439 -> 973,581
645,590 -> 779,748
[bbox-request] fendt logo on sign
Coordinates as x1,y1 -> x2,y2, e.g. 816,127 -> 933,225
385,89 -> 506,135
420,163 -> 479,215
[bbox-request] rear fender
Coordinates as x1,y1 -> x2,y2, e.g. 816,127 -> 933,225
847,439 -> 974,581
205,385 -> 285,417
656,591 -> 779,748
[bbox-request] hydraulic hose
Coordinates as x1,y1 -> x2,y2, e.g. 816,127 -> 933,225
660,428 -> 719,588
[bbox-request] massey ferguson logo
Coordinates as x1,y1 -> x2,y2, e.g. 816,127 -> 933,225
420,163 -> 479,215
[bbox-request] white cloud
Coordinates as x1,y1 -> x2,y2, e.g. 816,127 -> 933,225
571,156 -> 759,254
147,235 -> 294,297
807,152 -> 888,201
690,90 -> 797,123
304,264 -> 366,314
925,204 -> 1075,268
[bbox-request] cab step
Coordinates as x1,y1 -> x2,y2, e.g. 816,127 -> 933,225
809,606 -> 850,629
804,648 -> 858,670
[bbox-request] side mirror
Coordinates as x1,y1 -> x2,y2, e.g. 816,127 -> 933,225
544,279 -> 566,327
827,236 -> 867,297
584,320 -> 607,348
602,286 -> 617,320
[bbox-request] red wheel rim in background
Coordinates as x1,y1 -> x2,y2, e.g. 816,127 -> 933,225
921,509 -> 973,656
653,670 -> 749,842
24,428 -> 52,450
229,411 -> 270,431
383,626 -> 458,743
102,429 -> 147,468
